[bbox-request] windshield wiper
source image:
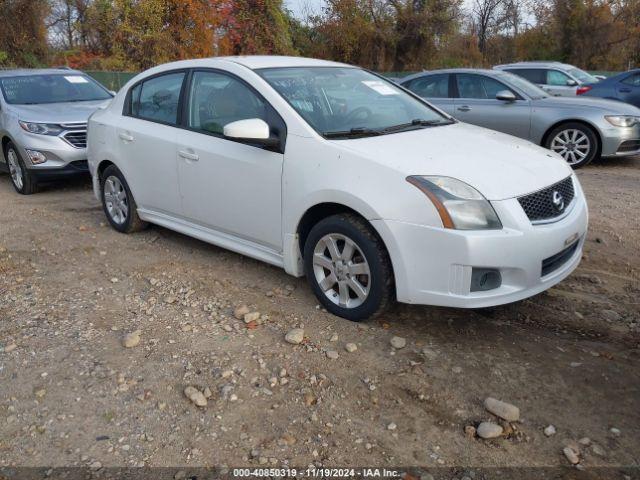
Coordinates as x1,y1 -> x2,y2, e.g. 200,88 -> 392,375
323,127 -> 382,139
383,118 -> 452,133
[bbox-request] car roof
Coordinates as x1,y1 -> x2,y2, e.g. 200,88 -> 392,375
494,61 -> 575,71
400,68 -> 506,83
0,68 -> 84,78
220,55 -> 351,69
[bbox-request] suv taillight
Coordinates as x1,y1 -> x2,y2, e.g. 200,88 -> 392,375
576,86 -> 592,95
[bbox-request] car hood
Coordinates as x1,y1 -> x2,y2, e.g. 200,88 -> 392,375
534,95 -> 640,114
332,122 -> 572,201
9,99 -> 112,124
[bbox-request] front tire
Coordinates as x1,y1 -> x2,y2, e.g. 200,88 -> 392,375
303,213 -> 393,321
545,122 -> 599,169
100,164 -> 147,233
5,142 -> 36,194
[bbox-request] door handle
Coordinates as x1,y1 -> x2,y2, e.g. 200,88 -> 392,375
457,106 -> 471,112
178,150 -> 199,161
118,132 -> 134,142
619,88 -> 632,93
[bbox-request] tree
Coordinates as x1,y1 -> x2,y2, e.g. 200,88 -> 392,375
0,0 -> 50,67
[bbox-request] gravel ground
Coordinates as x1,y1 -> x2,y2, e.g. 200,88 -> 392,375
0,157 -> 639,474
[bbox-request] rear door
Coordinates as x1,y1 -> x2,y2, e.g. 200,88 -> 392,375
117,71 -> 185,215
452,73 -> 531,139
402,74 -> 455,115
617,73 -> 640,107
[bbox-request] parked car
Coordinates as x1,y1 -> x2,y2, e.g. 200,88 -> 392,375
493,61 -> 601,97
88,56 -> 588,321
400,68 -> 640,168
577,69 -> 640,108
0,68 -> 113,194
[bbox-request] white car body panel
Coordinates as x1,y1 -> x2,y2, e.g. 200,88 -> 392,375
88,56 -> 588,310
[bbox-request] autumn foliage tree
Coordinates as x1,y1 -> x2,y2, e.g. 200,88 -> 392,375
0,0 -> 638,72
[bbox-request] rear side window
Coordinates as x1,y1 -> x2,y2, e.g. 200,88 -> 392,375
456,74 -> 513,99
621,74 -> 640,86
130,72 -> 185,125
505,69 -> 545,84
405,75 -> 449,98
187,71 -> 267,135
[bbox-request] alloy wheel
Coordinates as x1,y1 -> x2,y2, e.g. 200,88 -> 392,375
312,233 -> 371,309
550,129 -> 591,166
103,175 -> 129,224
7,149 -> 24,190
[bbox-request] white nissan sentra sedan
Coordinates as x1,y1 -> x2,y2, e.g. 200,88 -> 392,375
87,56 -> 588,321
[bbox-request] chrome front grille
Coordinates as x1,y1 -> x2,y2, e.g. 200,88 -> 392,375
61,123 -> 87,149
518,176 -> 575,223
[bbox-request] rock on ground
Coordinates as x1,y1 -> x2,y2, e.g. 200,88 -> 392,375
390,336 -> 406,349
484,397 -> 520,422
184,386 -> 207,407
476,422 -> 503,439
122,330 -> 141,348
285,328 -> 304,345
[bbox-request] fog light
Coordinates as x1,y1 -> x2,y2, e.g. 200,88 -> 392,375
25,149 -> 47,165
470,268 -> 502,292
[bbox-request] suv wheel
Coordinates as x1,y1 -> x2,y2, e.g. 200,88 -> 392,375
5,142 -> 36,194
545,122 -> 599,168
303,213 -> 393,321
100,164 -> 147,233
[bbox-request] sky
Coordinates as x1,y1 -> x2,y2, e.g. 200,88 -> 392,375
286,0 -> 477,19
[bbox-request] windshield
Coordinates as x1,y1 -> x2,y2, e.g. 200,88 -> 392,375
499,72 -> 549,99
0,74 -> 112,105
257,67 -> 452,138
568,68 -> 598,84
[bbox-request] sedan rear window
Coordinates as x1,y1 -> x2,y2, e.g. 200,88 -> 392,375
0,74 -> 112,105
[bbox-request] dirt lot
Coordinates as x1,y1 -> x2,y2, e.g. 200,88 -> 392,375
0,157 -> 639,476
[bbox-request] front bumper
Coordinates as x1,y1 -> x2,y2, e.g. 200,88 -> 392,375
13,129 -> 88,173
373,181 -> 588,308
599,123 -> 640,157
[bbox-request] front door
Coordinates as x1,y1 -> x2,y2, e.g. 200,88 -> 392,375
452,73 -> 532,140
176,70 -> 285,251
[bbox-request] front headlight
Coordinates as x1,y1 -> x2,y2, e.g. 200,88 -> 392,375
18,121 -> 64,136
604,115 -> 639,127
406,176 -> 502,230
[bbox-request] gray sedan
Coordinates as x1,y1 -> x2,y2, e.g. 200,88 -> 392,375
400,69 -> 640,168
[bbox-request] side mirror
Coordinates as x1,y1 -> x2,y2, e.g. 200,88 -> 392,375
566,79 -> 578,87
223,118 -> 279,147
496,90 -> 516,102
109,90 -> 117,96
594,75 -> 606,81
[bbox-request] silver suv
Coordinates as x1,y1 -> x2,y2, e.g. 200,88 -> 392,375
0,68 -> 113,194
494,61 -> 601,97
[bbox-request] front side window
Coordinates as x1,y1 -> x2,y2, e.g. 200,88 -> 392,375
131,72 -> 185,125
498,72 -> 548,99
546,70 -> 572,86
257,67 -> 451,138
456,74 -> 513,99
187,71 -> 267,135
0,74 -> 112,105
405,75 -> 449,98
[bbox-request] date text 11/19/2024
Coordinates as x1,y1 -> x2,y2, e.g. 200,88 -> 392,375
233,468 -> 402,477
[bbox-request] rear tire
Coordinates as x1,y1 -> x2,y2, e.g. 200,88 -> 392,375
100,164 -> 147,233
544,122 -> 599,169
303,213 -> 393,321
5,142 -> 37,194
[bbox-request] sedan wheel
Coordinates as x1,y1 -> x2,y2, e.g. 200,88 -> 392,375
304,213 -> 393,321
550,129 -> 591,166
312,233 -> 371,309
103,175 -> 129,224
7,149 -> 24,191
545,123 -> 599,169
